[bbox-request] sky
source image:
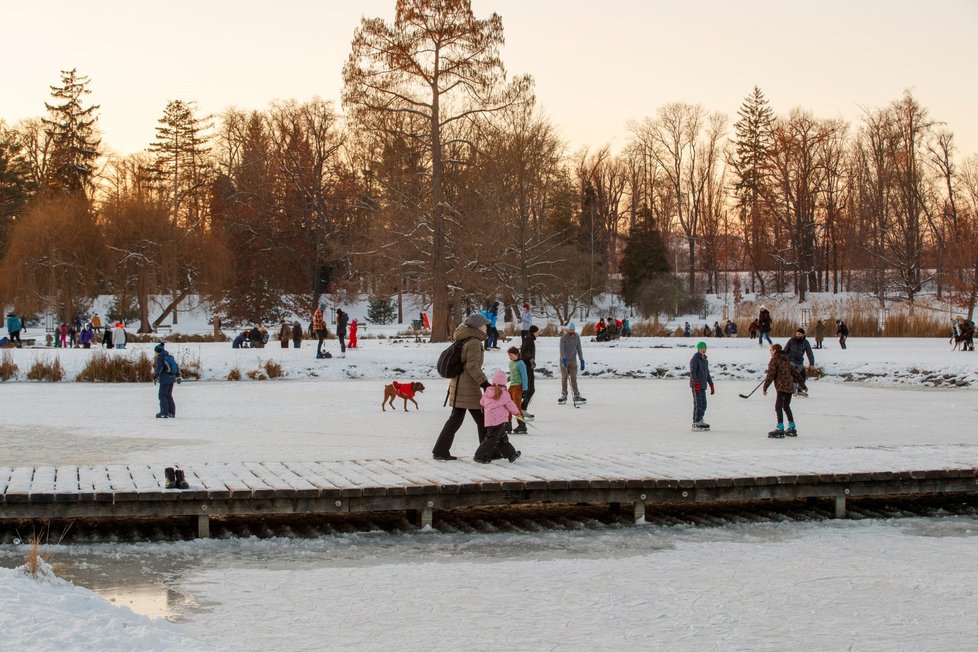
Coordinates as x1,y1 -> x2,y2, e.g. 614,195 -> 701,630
2,0 -> 976,157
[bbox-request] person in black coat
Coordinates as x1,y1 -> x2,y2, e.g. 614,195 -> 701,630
336,309 -> 349,356
292,322 -> 303,348
783,328 -> 814,396
515,324 -> 538,432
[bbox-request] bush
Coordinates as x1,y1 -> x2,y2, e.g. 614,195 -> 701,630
366,296 -> 397,325
227,367 -> 242,381
628,320 -> 672,337
26,356 -> 64,382
128,332 -> 228,344
0,350 -> 19,381
246,369 -> 268,380
76,350 -> 154,382
263,359 -> 284,379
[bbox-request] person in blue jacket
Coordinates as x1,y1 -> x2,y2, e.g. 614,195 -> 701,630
482,301 -> 500,350
689,341 -> 715,431
153,343 -> 181,418
5,313 -> 23,346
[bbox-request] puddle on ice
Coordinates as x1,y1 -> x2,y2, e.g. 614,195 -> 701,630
95,584 -> 196,620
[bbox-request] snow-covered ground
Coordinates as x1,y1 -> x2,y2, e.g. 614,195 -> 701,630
1,335 -> 976,650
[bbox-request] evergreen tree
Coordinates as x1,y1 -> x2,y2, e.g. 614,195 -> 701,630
148,100 -> 212,229
42,69 -> 101,196
619,221 -> 671,307
730,86 -> 774,293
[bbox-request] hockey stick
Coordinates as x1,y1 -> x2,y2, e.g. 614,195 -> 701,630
514,414 -> 539,430
738,379 -> 764,399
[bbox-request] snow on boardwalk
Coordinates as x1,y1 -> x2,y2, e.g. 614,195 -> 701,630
2,445 -> 977,534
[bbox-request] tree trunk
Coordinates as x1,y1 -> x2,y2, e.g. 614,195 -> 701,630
153,290 -> 192,328
429,78 -> 449,343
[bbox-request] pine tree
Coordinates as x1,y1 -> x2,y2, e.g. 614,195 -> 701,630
730,86 -> 774,293
42,69 -> 100,196
619,221 -> 671,308
148,100 -> 212,229
0,123 -> 32,257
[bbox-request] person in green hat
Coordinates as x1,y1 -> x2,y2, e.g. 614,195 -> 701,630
689,341 -> 715,431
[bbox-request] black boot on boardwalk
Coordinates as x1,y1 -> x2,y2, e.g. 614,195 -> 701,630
164,467 -> 176,489
174,469 -> 189,489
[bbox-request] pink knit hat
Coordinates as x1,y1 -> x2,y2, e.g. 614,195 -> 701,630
491,369 -> 507,386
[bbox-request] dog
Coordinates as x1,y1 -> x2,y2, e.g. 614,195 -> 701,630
382,381 -> 425,412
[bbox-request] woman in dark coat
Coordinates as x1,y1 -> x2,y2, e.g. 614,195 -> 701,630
431,313 -> 490,460
763,343 -> 800,438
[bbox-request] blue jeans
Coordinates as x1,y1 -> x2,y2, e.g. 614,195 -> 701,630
759,330 -> 772,345
691,388 -> 707,423
158,382 -> 176,417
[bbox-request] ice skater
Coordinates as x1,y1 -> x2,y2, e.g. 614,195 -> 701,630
558,323 -> 586,405
689,341 -> 715,431
783,327 -> 814,396
153,343 -> 181,419
763,343 -> 800,438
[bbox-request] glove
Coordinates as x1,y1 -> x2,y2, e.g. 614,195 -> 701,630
580,359 -> 585,371
709,383 -> 715,395
176,377 -> 182,384
694,381 -> 702,393
153,377 -> 158,385
561,357 -> 567,368
480,380 -> 490,390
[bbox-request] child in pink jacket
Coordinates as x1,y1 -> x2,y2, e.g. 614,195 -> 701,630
474,370 -> 522,464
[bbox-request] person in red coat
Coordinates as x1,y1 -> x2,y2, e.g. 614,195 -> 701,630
348,319 -> 358,348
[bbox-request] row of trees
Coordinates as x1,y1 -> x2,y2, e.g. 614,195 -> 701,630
1,0 -> 977,339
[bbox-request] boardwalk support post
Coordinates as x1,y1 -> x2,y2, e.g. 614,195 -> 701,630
197,511 -> 210,538
834,490 -> 848,519
634,494 -> 647,524
421,501 -> 434,529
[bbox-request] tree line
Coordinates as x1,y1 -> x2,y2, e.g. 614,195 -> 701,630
1,0 -> 976,338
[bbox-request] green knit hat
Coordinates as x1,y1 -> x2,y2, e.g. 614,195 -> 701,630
696,341 -> 707,351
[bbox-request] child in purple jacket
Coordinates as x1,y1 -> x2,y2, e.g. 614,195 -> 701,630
474,370 -> 522,464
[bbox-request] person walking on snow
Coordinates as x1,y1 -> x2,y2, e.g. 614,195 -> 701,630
292,322 -> 303,348
482,302 -> 500,350
278,322 -> 291,348
5,313 -> 22,346
153,343 -> 181,419
473,369 -> 522,464
783,327 -> 814,396
431,313 -> 491,461
348,319 -> 359,349
558,323 -> 586,405
814,320 -> 825,349
520,303 -> 533,342
763,343 -> 800,438
689,341 -> 714,430
758,306 -> 773,346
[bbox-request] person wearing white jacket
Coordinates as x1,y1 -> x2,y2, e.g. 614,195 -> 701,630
520,303 -> 533,342
112,322 -> 127,349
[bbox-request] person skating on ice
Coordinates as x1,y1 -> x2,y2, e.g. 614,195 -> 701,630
783,327 -> 814,396
757,306 -> 773,346
689,341 -> 714,430
763,343 -> 800,438
153,343 -> 181,419
558,323 -> 586,404
506,346 -> 528,434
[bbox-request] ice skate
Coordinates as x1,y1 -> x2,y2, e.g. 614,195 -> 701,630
768,424 -> 786,438
691,420 -> 710,431
557,394 -> 567,404
786,422 -> 798,437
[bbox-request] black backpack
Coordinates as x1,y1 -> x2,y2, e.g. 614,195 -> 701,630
436,336 -> 475,378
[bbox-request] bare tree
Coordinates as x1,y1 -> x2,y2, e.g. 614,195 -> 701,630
342,0 -> 532,341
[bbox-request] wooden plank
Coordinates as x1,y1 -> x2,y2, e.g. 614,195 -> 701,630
242,462 -> 298,498
225,463 -> 277,498
298,462 -> 362,498
256,462 -> 320,497
4,467 -> 34,502
53,466 -> 81,500
77,466 -> 110,501
284,462 -> 344,498
29,466 -> 57,503
373,459 -> 447,495
316,461 -> 393,497
199,463 -> 254,499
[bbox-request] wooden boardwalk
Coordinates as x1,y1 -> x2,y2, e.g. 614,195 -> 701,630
2,446 -> 977,537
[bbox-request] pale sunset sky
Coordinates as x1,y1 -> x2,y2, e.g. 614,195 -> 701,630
2,0 -> 976,156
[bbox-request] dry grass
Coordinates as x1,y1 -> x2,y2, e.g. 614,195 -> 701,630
628,320 -> 673,337
20,525 -> 69,578
226,367 -> 242,381
733,296 -> 950,338
26,356 -> 64,382
0,349 -> 19,381
264,359 -> 285,378
75,350 -> 154,382
178,350 -> 202,380
246,369 -> 268,380
128,332 -> 228,343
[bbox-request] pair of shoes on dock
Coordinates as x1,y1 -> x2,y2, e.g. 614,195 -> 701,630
164,467 -> 189,489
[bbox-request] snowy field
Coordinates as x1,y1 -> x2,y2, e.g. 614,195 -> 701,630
1,333 -> 977,650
